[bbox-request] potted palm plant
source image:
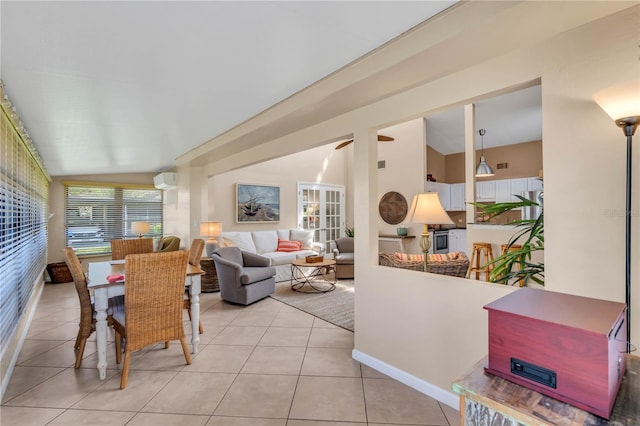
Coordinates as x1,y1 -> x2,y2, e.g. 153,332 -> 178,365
472,195 -> 544,286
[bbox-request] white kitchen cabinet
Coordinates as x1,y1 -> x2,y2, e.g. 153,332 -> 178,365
426,181 -> 451,210
449,229 -> 467,254
494,180 -> 511,203
449,183 -> 466,211
509,178 -> 528,201
527,177 -> 544,191
476,180 -> 496,201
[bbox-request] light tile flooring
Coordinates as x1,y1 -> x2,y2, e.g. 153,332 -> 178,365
2,282 -> 460,425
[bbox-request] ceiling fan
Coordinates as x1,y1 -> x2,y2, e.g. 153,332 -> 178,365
335,134 -> 394,150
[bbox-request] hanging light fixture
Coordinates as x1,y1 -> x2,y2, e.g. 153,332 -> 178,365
475,129 -> 495,177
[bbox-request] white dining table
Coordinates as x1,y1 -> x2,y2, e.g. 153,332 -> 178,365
87,259 -> 204,380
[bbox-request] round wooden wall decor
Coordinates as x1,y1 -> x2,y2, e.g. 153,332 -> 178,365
379,191 -> 408,225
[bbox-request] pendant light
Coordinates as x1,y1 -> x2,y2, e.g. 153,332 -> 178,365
475,128 -> 495,177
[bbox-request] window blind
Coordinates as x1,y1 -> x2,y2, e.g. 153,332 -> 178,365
64,184 -> 163,256
0,91 -> 49,352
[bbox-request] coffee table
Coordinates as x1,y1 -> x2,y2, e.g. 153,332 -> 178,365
290,258 -> 337,293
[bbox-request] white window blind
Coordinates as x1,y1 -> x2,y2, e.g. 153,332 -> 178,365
0,94 -> 49,351
64,184 -> 163,256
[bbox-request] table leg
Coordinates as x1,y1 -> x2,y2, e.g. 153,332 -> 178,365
189,275 -> 201,354
93,287 -> 108,380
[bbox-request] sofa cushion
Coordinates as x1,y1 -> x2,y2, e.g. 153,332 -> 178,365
276,229 -> 290,240
222,232 -> 257,253
264,251 -> 297,266
277,239 -> 302,252
290,229 -> 314,249
252,230 -> 278,254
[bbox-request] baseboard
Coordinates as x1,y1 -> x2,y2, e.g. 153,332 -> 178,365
352,349 -> 459,410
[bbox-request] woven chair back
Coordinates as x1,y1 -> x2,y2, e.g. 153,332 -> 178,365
188,239 -> 205,267
111,238 -> 154,260
124,250 -> 189,352
62,247 -> 94,338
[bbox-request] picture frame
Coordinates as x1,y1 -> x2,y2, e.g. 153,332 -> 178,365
236,183 -> 280,223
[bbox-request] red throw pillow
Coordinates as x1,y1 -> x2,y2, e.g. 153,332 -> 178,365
277,239 -> 302,252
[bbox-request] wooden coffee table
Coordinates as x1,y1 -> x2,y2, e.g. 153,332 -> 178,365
290,259 -> 336,293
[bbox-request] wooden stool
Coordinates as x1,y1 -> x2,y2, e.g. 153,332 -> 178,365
466,242 -> 495,281
500,244 -> 524,286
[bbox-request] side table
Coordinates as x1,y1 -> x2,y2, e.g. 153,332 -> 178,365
200,257 -> 219,292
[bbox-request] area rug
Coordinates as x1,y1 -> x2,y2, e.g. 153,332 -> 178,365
270,280 -> 354,332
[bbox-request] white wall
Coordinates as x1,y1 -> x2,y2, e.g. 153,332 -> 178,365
207,144 -> 347,232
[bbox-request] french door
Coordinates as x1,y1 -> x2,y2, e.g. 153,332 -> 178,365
297,183 -> 345,253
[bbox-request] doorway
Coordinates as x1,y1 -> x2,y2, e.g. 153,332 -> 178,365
297,183 -> 345,253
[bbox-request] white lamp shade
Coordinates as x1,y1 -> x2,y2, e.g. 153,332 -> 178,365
408,192 -> 453,225
200,221 -> 222,237
131,221 -> 150,235
593,80 -> 640,120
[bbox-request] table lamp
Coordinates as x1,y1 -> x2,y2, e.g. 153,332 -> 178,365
131,221 -> 150,238
409,192 -> 453,272
593,80 -> 640,354
200,221 -> 222,257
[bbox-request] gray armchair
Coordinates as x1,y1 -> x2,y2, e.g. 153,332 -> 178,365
212,246 -> 276,305
333,237 -> 354,279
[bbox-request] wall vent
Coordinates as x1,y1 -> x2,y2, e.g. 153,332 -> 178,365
497,162 -> 508,169
378,160 -> 386,169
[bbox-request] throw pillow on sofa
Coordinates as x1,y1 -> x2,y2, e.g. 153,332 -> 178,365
277,239 -> 302,252
222,232 -> 257,253
290,229 -> 314,249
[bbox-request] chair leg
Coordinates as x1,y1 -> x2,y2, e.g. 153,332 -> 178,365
120,352 -> 131,389
198,321 -> 204,335
75,338 -> 87,369
114,331 -> 122,365
179,337 -> 192,365
74,328 -> 82,350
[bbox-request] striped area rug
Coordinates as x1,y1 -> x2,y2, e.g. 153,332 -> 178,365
270,280 -> 354,332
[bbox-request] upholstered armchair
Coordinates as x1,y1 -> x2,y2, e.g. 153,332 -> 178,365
333,237 -> 354,279
158,235 -> 181,252
212,246 -> 276,305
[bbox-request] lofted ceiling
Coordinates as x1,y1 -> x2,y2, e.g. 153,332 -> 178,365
1,0 -> 457,177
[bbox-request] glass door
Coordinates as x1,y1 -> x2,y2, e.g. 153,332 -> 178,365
297,183 -> 345,253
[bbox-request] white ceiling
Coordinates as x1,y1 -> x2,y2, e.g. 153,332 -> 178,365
424,85 -> 543,155
1,0 -> 457,176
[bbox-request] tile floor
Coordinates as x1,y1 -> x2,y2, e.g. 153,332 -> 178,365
2,282 -> 460,425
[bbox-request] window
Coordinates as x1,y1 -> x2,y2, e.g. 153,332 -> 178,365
0,93 -> 49,354
64,183 -> 163,256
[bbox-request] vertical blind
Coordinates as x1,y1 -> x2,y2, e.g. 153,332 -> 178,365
64,184 -> 163,256
0,89 -> 50,352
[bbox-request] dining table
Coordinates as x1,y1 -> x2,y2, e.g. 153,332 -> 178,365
87,259 -> 204,380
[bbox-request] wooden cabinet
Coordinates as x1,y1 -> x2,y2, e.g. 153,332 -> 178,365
426,181 -> 451,210
449,183 -> 466,211
448,229 -> 467,253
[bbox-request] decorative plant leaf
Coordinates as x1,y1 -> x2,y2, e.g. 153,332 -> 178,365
471,196 -> 544,286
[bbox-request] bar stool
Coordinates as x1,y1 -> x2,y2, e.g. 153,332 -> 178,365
501,243 -> 524,286
466,242 -> 494,281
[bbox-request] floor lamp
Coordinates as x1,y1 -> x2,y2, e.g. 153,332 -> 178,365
593,81 -> 640,354
408,192 -> 453,272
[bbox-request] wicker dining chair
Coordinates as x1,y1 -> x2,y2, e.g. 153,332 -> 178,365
111,250 -> 191,389
63,247 -> 117,368
184,239 -> 205,334
111,238 -> 154,260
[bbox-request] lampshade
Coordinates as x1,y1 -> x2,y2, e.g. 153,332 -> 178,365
200,221 -> 222,237
476,157 -> 495,177
409,193 -> 453,225
131,221 -> 150,236
592,80 -> 640,121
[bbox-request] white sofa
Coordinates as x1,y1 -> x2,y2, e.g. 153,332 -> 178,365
219,229 -> 321,282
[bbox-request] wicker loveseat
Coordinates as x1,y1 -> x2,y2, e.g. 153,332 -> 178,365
379,251 -> 470,278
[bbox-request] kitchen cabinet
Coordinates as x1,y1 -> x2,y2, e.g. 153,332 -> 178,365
449,229 -> 467,254
476,181 -> 496,201
494,180 -> 511,203
509,178 -> 527,201
527,177 -> 543,191
449,183 -> 466,211
426,181 -> 451,211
